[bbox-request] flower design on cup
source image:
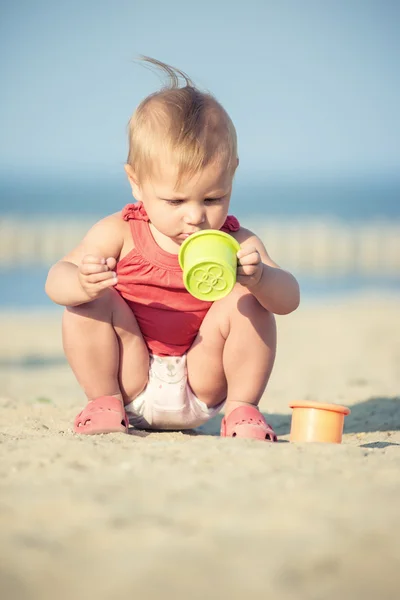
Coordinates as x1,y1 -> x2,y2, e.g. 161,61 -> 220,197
192,265 -> 227,295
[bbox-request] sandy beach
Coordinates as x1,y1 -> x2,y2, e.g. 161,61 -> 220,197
0,294 -> 399,600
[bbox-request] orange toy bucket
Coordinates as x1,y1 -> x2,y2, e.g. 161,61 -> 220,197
289,401 -> 351,443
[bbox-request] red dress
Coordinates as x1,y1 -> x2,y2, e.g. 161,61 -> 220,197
115,202 -> 240,356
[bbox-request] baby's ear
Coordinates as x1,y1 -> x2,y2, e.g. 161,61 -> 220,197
124,164 -> 142,200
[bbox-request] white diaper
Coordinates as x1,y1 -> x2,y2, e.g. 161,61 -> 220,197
125,354 -> 225,430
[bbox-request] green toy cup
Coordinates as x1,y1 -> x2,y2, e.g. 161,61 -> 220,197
179,230 -> 240,301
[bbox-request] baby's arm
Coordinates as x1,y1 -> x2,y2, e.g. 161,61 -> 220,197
45,214 -> 124,307
235,228 -> 300,315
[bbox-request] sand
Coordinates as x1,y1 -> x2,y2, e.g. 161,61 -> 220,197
0,294 -> 399,600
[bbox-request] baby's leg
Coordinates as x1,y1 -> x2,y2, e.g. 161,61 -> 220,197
187,285 -> 276,416
62,289 -> 149,406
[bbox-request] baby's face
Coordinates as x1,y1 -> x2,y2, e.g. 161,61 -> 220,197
132,159 -> 236,251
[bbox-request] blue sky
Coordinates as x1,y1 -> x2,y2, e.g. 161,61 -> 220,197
1,0 -> 399,179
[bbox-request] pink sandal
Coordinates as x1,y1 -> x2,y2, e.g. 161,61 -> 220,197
220,405 -> 277,441
74,396 -> 129,435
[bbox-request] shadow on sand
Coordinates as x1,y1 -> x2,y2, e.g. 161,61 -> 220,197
197,396 -> 400,438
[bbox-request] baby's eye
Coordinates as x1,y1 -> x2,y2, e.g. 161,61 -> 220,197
204,197 -> 223,204
166,199 -> 184,206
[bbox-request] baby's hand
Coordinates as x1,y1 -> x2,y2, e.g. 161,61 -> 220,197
236,245 -> 264,288
78,255 -> 118,300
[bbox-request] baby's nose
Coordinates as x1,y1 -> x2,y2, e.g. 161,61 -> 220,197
185,207 -> 205,225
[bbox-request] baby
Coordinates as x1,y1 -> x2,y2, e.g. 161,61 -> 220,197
45,57 -> 300,441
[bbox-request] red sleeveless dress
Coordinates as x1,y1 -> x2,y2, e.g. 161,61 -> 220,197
115,202 -> 240,356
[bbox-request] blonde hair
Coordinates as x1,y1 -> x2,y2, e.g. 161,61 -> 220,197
127,57 -> 238,187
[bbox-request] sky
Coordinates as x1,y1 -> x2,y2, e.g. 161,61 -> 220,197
0,0 -> 399,180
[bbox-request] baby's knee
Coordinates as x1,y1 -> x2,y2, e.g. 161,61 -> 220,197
221,284 -> 271,317
65,289 -> 120,318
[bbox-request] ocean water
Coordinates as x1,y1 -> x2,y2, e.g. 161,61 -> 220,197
1,174 -> 399,308
1,173 -> 400,221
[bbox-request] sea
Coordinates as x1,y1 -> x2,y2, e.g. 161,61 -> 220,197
1,173 -> 400,309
